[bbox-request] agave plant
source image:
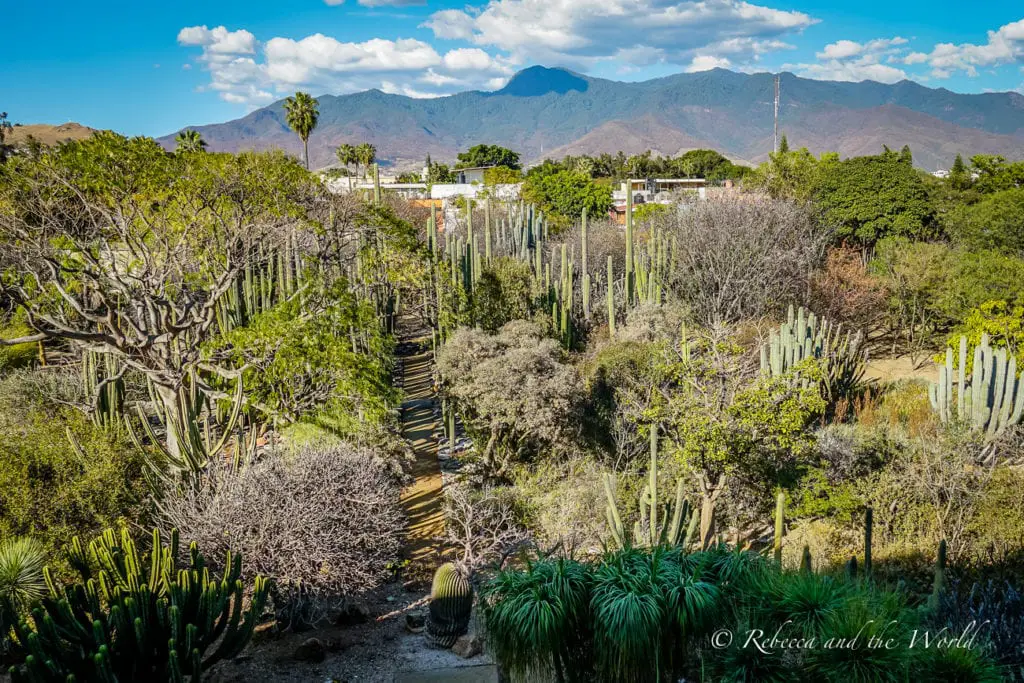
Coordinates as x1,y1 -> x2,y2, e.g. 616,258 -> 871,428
0,537 -> 45,648
0,538 -> 45,611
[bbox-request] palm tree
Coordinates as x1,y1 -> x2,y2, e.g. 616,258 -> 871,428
355,142 -> 376,179
283,92 -> 319,170
336,143 -> 356,177
174,129 -> 207,154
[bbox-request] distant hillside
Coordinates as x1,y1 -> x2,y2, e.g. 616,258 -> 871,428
7,122 -> 99,146
157,66 -> 1024,172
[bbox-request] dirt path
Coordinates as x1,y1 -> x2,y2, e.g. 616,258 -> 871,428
397,331 -> 446,581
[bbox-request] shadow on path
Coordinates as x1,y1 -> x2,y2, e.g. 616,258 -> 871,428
397,325 -> 446,581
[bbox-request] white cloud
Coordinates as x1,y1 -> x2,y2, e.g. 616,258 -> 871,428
324,0 -> 345,4
687,55 -> 731,72
177,25 -> 256,55
788,35 -> 910,84
422,9 -> 476,40
421,0 -> 816,69
903,19 -> 1024,78
179,26 -> 514,104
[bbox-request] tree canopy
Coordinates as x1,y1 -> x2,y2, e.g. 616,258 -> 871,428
815,148 -> 936,247
456,144 -> 521,170
521,170 -> 612,228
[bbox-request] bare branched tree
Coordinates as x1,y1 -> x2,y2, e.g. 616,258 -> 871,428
443,483 -> 529,571
658,194 -> 831,325
160,445 -> 405,627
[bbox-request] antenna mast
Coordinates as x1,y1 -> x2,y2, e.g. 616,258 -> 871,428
773,74 -> 780,153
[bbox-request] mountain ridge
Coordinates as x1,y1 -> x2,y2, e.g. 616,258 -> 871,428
156,67 -> 1024,172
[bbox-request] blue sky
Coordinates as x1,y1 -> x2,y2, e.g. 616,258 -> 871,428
3,0 -> 1023,137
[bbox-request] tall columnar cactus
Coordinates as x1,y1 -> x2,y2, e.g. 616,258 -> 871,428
581,208 -> 591,320
82,350 -> 125,430
864,506 -> 873,577
9,527 -> 267,683
929,334 -> 1024,440
773,492 -> 785,567
426,562 -> 473,649
761,305 -> 866,406
606,255 -> 616,339
625,184 -> 634,306
604,425 -> 691,549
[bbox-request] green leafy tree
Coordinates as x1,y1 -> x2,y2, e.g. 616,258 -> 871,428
947,187 -> 1024,254
208,280 -> 396,433
336,143 -> 357,176
947,153 -> 972,192
948,300 -> 1024,373
355,142 -> 376,178
483,166 -> 523,185
525,159 -> 568,180
970,154 -> 1024,194
472,258 -> 536,332
672,150 -> 727,178
284,91 -> 319,170
174,129 -> 207,154
456,144 -> 520,170
747,147 -> 836,201
657,337 -> 825,546
426,161 -> 455,184
815,148 -> 936,248
0,371 -> 149,569
522,170 -> 612,229
632,202 -> 668,223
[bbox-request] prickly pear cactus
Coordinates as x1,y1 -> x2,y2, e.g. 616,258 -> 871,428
426,562 -> 473,649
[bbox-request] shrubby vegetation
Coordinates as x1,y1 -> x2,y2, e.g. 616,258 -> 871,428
2,118 -> 1023,680
160,445 -> 404,627
0,124 -> 428,676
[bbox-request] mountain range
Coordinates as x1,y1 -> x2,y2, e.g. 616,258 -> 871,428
156,66 -> 1024,172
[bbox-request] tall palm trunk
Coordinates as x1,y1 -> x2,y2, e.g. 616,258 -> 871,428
303,137 -> 310,170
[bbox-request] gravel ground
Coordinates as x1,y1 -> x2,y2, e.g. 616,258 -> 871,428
208,583 -> 494,683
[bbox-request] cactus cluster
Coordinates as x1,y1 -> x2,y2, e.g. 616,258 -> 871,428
431,197 -> 675,349
604,426 -> 696,549
215,236 -> 304,337
8,527 -> 267,683
426,562 -> 473,649
929,334 -> 1024,439
82,350 -> 125,430
760,305 -> 866,406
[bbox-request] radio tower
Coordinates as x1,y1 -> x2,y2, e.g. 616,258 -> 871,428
773,74 -> 781,153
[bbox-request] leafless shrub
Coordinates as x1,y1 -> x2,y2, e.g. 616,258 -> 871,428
160,444 -> 404,627
658,194 -> 831,325
443,484 -> 529,571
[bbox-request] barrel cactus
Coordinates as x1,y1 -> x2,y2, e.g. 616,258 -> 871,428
8,527 -> 268,683
426,562 -> 473,648
929,334 -> 1024,440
